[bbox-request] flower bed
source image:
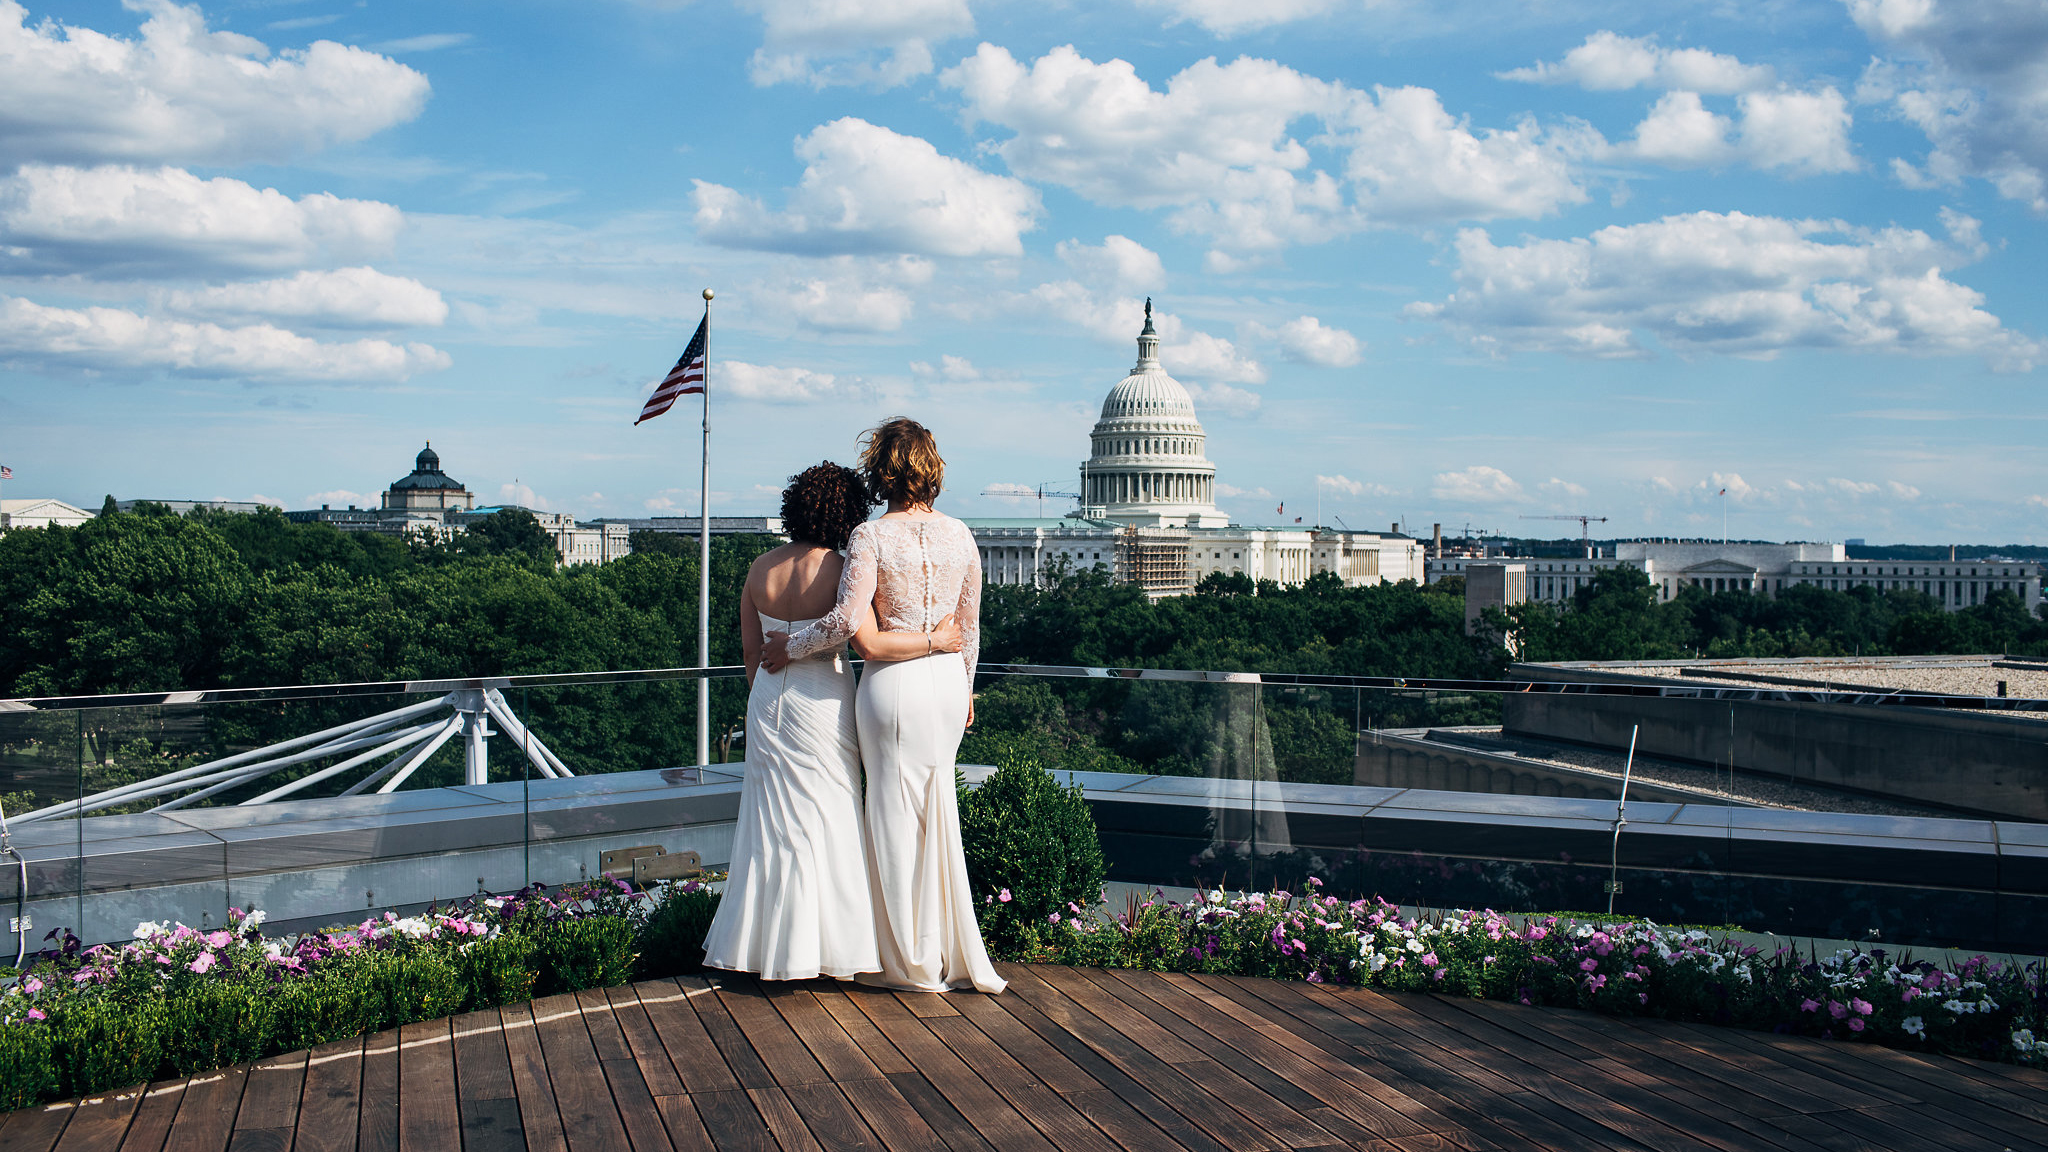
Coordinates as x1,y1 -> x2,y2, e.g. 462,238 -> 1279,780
1011,881 -> 2047,1065
0,878 -> 716,1111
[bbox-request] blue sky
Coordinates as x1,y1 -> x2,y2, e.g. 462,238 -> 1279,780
3,0 -> 2045,543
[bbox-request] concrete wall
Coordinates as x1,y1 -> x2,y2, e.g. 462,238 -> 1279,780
1506,664 -> 2048,821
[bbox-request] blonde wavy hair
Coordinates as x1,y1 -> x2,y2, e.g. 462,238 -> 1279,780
859,417 -> 944,507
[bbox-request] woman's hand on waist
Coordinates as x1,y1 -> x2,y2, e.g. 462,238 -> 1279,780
760,630 -> 791,673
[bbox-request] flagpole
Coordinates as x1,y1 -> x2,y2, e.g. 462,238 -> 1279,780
697,288 -> 713,767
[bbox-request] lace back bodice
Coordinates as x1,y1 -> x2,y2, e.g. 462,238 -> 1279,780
783,516 -> 981,692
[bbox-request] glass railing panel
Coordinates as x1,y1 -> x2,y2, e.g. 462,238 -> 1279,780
0,704 -> 82,962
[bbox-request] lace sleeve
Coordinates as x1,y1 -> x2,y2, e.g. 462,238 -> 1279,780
784,524 -> 877,660
957,523 -> 980,696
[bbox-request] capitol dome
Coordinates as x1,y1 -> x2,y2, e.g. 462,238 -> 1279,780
1079,301 -> 1227,529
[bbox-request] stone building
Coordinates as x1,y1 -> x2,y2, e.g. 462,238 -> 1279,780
968,302 -> 1422,597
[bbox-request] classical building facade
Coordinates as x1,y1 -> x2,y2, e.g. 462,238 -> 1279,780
968,304 -> 1422,597
382,443 -> 476,513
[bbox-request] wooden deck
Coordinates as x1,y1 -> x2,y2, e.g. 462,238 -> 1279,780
4,962 -> 2045,1152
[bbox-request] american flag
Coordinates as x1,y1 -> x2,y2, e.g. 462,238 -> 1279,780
0,465 -> 11,480
636,316 -> 707,425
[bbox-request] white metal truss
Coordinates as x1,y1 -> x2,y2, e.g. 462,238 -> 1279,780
9,687 -> 573,824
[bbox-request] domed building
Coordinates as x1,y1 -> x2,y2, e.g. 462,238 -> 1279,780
967,304 -> 1424,596
1078,302 -> 1228,529
382,442 -> 475,513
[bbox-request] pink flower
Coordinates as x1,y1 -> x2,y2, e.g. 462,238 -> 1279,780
1901,986 -> 1919,1002
1637,993 -> 1648,1005
1800,998 -> 1821,1013
26,1009 -> 44,1021
71,970 -> 92,984
1586,975 -> 1608,992
1847,1018 -> 1865,1033
205,931 -> 231,949
1579,958 -> 1599,973
1828,1001 -> 1848,1020
1421,952 -> 1439,967
20,977 -> 41,994
1851,998 -> 1873,1016
189,951 -> 216,974
1048,913 -> 1061,924
999,889 -> 1012,903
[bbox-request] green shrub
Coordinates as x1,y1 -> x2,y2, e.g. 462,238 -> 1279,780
457,933 -> 540,1010
632,884 -> 720,980
49,996 -> 165,1099
959,752 -> 1107,954
534,917 -> 637,994
0,1019 -> 57,1110
271,966 -> 383,1052
159,979 -> 274,1077
362,949 -> 465,1029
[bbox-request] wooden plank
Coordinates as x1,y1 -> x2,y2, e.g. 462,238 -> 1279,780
0,1102 -> 76,1152
47,1087 -> 145,1152
289,1039 -> 363,1152
1654,1021 -> 1913,1111
1438,996 -> 1831,1152
893,992 -> 958,1019
1824,1041 -> 2048,1131
356,1030 -> 400,1152
883,1073 -> 995,1152
834,1078 -> 952,1152
651,1096 -> 717,1152
1060,968 -> 1349,1150
1111,970 -> 1436,1144
1742,1030 -> 2048,1150
115,1080 -> 189,1152
705,974 -> 830,1087
530,992 -> 633,1152
677,975 -> 776,1091
609,985 -> 688,1098
749,1087 -> 825,1152
1276,981 -> 1652,1152
228,1052 -> 303,1138
222,1131 -> 286,1152
578,988 -> 635,1064
395,1019 -> 460,1152
450,1011 -> 523,1151
809,987 -> 915,1076
920,1014 -> 1128,1152
759,984 -> 887,1084
781,1083 -> 885,1152
973,980 -> 1230,1152
837,984 -> 1054,1152
689,1089 -> 778,1152
994,964 -> 1279,1152
636,980 -> 745,1095
501,1001 -> 570,1152
160,1067 -> 247,1152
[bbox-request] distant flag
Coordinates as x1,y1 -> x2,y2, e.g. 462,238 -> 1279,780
0,465 -> 11,480
1294,516 -> 1303,523
1276,502 -> 1284,516
636,316 -> 708,424
1718,488 -> 1727,496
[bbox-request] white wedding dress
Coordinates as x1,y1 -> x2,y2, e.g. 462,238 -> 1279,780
785,516 -> 1006,994
700,614 -> 881,981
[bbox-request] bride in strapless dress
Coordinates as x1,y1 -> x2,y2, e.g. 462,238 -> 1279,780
701,462 -> 961,982
767,420 -> 1006,994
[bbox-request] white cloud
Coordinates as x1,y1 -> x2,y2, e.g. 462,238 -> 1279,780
371,34 -> 471,54
1136,0 -> 1342,37
1056,235 -> 1164,292
1500,32 -> 1776,94
0,294 -> 450,380
1827,477 -> 1881,496
742,0 -> 971,89
772,279 -> 914,333
1850,0 -> 2048,211
1624,88 -> 1855,175
1888,480 -> 1923,499
910,354 -> 982,382
718,360 -> 871,403
983,481 -> 1037,504
1405,210 -> 2041,371
1019,282 -> 1264,384
1539,477 -> 1589,498
495,482 -> 549,510
305,488 -> 373,507
1431,465 -> 1526,504
693,117 -> 1040,257
0,164 -> 402,275
1215,483 -> 1273,500
1318,473 -> 1397,498
1266,315 -> 1361,366
942,44 -> 1584,258
0,0 -> 429,168
1186,381 -> 1262,416
161,267 -> 446,328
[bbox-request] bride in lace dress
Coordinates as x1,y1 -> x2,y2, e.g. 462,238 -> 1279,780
765,420 -> 1006,994
703,462 -> 962,982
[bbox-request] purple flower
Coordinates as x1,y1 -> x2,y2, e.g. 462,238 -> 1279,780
999,889 -> 1012,903
1851,998 -> 1873,1016
1828,1001 -> 1848,1021
1847,1018 -> 1866,1033
1579,958 -> 1598,973
1800,998 -> 1820,1013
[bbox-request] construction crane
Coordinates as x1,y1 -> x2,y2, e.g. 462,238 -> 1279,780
981,481 -> 1080,517
1519,514 -> 1609,557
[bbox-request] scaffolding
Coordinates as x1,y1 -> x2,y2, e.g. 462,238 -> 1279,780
1119,525 -> 1192,598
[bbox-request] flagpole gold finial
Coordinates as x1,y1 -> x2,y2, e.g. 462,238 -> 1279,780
702,288 -> 714,301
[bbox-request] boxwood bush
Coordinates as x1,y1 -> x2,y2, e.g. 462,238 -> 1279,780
959,750 -> 1107,953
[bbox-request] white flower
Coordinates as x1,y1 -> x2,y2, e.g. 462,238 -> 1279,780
1208,888 -> 1226,905
1406,939 -> 1426,954
2013,1028 -> 2038,1053
1367,952 -> 1388,973
133,920 -> 169,939
1902,1015 -> 1925,1038
240,909 -> 267,930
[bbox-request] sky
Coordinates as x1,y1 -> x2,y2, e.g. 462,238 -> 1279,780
2,0 -> 2046,544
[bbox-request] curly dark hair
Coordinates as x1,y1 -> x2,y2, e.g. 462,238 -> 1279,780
780,461 -> 875,551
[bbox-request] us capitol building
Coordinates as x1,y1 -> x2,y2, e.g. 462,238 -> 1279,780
966,303 -> 1423,597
